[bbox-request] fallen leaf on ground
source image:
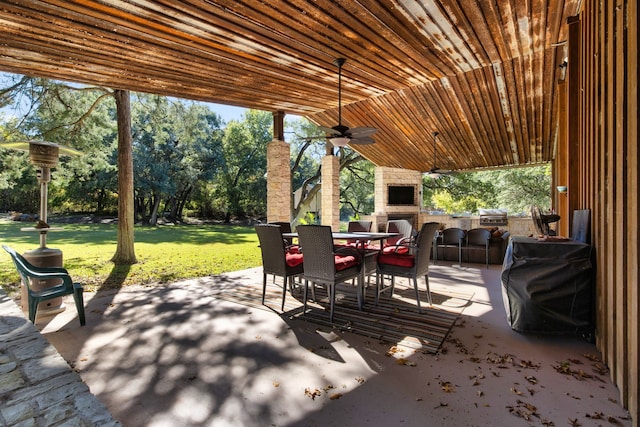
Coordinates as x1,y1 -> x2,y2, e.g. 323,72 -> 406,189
519,359 -> 541,369
553,361 -> 594,380
329,393 -> 343,400
386,346 -> 403,356
396,358 -> 416,366
585,412 -> 604,419
593,363 -> 609,375
440,381 -> 455,393
583,353 -> 601,362
506,400 -> 539,420
304,388 -> 322,400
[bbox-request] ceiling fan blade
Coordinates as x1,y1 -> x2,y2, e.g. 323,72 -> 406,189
318,125 -> 340,135
349,136 -> 375,145
425,165 -> 456,178
348,127 -> 377,138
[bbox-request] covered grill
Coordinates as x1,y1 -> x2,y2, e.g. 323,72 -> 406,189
479,209 -> 508,226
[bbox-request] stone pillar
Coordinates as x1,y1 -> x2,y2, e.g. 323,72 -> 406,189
321,154 -> 340,231
266,138 -> 291,223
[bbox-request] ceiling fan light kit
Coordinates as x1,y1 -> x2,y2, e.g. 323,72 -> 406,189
329,136 -> 350,147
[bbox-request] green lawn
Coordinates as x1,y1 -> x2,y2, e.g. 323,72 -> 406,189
0,220 -> 261,296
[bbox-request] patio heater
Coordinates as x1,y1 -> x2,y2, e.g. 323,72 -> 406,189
1,140 -> 82,315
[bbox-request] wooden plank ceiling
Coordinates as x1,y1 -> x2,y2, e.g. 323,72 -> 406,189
0,0 -> 581,172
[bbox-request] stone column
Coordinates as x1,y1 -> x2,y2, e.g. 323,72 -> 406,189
321,154 -> 340,231
266,138 -> 291,223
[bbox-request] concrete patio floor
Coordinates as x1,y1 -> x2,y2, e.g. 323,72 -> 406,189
32,262 -> 632,426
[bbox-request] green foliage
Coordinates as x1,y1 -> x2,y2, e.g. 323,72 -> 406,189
298,212 -> 318,225
215,110 -> 270,219
340,155 -> 375,219
130,95 -> 226,222
424,165 -> 551,214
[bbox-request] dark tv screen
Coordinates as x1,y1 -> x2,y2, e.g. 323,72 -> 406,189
388,185 -> 415,205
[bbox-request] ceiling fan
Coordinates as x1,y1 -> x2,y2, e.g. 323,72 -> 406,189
317,58 -> 377,147
425,131 -> 455,178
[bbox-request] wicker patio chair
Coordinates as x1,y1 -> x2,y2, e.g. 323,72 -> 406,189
346,220 -> 376,285
296,225 -> 363,322
3,245 -> 86,326
383,219 -> 416,254
269,221 -> 298,251
375,222 -> 440,313
346,220 -> 372,242
255,224 -> 304,310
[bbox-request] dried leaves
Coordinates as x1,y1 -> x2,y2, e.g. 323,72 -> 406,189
507,399 -> 539,420
304,388 -> 322,400
304,384 -> 339,400
303,379 -> 363,401
552,360 -> 599,381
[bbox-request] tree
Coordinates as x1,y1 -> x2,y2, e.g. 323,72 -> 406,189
165,102 -> 224,221
111,90 -> 137,264
1,74 -> 119,214
423,165 -> 551,214
215,110 -> 270,222
340,157 -> 375,219
0,74 -> 137,263
285,118 -> 377,223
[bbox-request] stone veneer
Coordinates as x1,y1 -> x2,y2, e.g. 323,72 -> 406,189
321,154 -> 340,231
0,290 -> 120,426
266,139 -> 291,223
418,213 -> 538,236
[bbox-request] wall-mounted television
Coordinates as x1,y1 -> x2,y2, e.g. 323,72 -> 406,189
387,185 -> 416,206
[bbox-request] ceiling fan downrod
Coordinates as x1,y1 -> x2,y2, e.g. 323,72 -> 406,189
333,57 -> 346,127
432,131 -> 439,166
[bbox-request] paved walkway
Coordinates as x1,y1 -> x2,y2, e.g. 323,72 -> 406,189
0,290 -> 119,426
0,264 -> 633,426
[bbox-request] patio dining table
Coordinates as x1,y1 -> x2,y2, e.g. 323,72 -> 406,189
282,231 -> 399,308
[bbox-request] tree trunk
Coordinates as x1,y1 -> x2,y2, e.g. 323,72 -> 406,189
176,186 -> 191,221
149,194 -> 161,226
111,89 -> 137,264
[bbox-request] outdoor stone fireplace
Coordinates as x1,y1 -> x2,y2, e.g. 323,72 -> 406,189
365,167 -> 423,232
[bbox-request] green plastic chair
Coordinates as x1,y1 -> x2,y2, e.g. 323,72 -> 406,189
3,245 -> 86,326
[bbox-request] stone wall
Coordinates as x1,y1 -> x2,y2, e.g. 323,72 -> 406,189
266,139 -> 291,223
0,291 -> 119,426
418,213 -> 538,236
